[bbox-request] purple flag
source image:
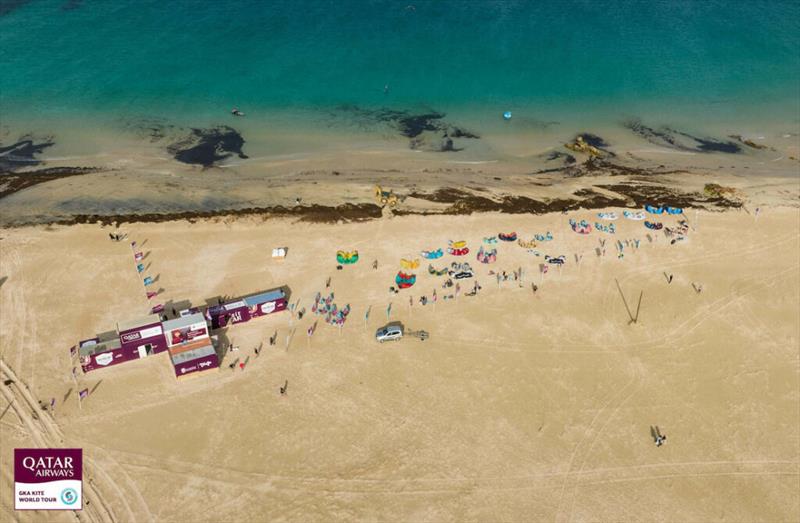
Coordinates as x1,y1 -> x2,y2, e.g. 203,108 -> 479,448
50,398 -> 55,408
79,389 -> 89,400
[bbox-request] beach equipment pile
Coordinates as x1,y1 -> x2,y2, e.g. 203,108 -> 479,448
476,246 -> 497,264
312,292 -> 351,326
597,211 -> 618,220
534,231 -> 554,242
517,238 -> 537,249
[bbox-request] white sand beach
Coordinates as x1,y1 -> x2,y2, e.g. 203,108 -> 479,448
1,204 -> 798,522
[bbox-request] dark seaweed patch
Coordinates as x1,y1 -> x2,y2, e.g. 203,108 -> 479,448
167,126 -> 248,167
2,203 -> 383,228
0,137 -> 55,171
0,166 -> 102,199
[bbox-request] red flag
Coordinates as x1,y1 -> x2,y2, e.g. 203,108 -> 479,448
307,325 -> 315,337
130,241 -> 137,249
542,265 -> 549,274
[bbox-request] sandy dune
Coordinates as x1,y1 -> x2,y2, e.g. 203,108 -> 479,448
1,206 -> 798,522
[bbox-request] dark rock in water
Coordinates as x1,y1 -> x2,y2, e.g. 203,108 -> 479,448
0,0 -> 32,17
624,118 -> 740,154
729,135 -> 768,150
167,126 -> 248,167
0,136 -> 55,171
576,133 -> 609,149
673,130 -> 740,154
545,151 -> 576,165
329,105 -> 478,150
61,0 -> 81,10
449,127 -> 480,139
395,112 -> 445,138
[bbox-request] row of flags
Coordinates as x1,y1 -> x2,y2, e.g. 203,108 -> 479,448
131,241 -> 163,314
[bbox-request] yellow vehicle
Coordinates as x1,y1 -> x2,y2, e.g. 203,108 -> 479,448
374,185 -> 398,207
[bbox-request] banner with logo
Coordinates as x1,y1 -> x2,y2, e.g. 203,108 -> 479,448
15,448 -> 82,510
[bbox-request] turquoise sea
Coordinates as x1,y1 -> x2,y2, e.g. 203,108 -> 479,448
1,0 -> 799,144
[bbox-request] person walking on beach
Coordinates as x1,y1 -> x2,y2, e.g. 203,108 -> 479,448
373,260 -> 378,270
280,380 -> 288,396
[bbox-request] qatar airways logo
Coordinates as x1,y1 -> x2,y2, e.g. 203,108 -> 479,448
121,331 -> 141,342
15,448 -> 82,510
20,456 -> 76,479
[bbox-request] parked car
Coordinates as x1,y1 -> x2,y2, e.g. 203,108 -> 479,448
375,324 -> 404,343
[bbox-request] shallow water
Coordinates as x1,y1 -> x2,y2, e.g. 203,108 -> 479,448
2,0 -> 798,143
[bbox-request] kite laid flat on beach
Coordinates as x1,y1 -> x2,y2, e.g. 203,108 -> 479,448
498,232 -> 517,241
570,219 -> 592,234
595,222 -> 616,234
597,211 -> 618,220
336,250 -> 359,264
645,220 -> 664,230
623,210 -> 646,220
421,248 -> 443,259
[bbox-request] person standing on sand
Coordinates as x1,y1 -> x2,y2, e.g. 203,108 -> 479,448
280,380 -> 288,395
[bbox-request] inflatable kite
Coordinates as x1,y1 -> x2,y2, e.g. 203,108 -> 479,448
534,231 -> 554,242
447,247 -> 469,256
623,210 -> 646,220
545,254 -> 566,265
644,221 -> 663,230
336,250 -> 359,264
483,236 -> 498,244
498,232 -> 518,242
400,258 -> 420,270
395,271 -> 417,289
449,240 -> 467,249
570,219 -> 592,234
518,238 -> 537,249
597,211 -> 618,220
665,206 -> 683,215
421,248 -> 443,259
476,246 -> 497,264
428,264 -> 448,276
644,204 -> 664,215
